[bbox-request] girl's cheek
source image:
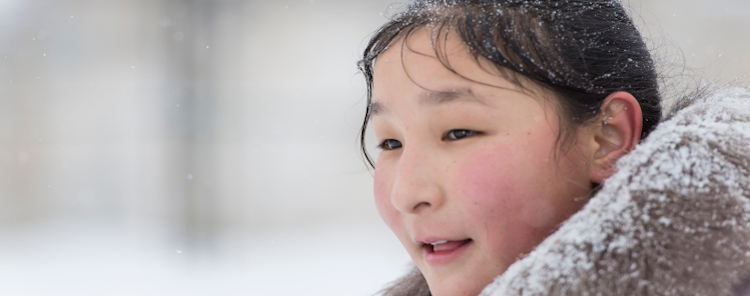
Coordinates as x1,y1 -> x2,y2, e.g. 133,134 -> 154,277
456,147 -> 517,215
456,146 -> 556,230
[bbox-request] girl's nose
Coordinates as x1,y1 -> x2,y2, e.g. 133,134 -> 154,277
389,147 -> 444,214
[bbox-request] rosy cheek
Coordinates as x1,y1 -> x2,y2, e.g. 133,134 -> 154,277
456,147 -> 520,218
455,146 -> 556,231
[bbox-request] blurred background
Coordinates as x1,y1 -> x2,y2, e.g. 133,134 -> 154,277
0,0 -> 747,295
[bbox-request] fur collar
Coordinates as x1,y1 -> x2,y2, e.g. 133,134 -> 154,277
381,87 -> 750,296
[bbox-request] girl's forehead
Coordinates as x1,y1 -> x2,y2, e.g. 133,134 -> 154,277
373,32 -> 535,103
371,25 -> 562,122
386,27 -> 555,91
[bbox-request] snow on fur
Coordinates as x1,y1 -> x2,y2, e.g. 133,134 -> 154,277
481,87 -> 750,296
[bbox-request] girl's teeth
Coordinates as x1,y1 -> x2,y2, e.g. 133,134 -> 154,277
431,240 -> 448,245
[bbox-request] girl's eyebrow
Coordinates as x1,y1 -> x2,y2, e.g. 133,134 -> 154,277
420,87 -> 487,106
370,87 -> 487,116
370,101 -> 385,115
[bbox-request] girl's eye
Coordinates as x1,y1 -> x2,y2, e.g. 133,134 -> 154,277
377,139 -> 402,150
444,129 -> 478,141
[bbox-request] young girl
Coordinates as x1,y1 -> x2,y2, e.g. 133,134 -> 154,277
358,1 -> 750,296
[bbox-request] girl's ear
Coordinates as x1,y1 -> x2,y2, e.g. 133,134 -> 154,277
588,91 -> 643,184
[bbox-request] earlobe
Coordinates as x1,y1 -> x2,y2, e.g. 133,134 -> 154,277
589,92 -> 643,184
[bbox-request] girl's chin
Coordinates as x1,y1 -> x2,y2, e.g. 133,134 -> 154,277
419,246 -> 513,296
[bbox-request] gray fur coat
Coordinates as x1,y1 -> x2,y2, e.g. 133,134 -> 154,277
381,87 -> 750,296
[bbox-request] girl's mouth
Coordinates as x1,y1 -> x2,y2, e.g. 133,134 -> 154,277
423,239 -> 472,265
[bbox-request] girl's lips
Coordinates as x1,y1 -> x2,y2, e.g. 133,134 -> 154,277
432,239 -> 470,252
424,239 -> 472,265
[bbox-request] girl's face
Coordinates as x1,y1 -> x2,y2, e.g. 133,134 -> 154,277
371,29 -> 594,296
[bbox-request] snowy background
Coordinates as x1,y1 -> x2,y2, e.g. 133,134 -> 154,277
0,0 -> 747,295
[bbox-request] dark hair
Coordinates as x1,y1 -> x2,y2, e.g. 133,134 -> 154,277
358,0 -> 662,168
